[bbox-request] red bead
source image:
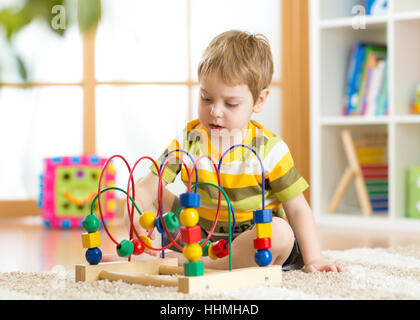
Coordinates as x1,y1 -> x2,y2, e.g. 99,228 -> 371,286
212,239 -> 229,258
180,225 -> 202,244
253,237 -> 271,250
131,238 -> 145,255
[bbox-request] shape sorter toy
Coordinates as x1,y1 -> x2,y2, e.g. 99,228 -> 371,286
407,166 -> 420,219
39,155 -> 116,228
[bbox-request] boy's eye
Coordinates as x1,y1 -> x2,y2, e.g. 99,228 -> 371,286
200,96 -> 212,102
226,102 -> 239,107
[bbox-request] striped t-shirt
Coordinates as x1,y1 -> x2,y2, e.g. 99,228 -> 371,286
150,119 -> 308,227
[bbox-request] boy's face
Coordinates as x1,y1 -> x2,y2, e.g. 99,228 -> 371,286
198,72 -> 268,137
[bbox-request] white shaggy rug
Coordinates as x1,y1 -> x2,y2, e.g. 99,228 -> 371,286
1,245 -> 420,300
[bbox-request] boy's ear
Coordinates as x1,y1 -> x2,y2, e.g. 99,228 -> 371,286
253,89 -> 270,114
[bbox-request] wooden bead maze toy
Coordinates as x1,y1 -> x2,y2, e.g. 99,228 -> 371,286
75,146 -> 282,294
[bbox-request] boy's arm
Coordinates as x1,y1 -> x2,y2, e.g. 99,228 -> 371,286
282,193 -> 346,272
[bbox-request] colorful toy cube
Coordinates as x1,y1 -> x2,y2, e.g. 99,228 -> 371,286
180,225 -> 202,244
81,232 -> 101,248
38,155 -> 116,228
407,166 -> 420,219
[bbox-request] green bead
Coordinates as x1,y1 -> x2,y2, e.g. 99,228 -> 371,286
82,215 -> 100,233
163,211 -> 180,231
116,240 -> 134,257
199,239 -> 212,257
184,261 -> 204,276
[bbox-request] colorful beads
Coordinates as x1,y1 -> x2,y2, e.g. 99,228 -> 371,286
82,214 -> 100,233
208,243 -> 218,260
180,192 -> 201,208
82,231 -> 101,248
131,238 -> 145,255
199,239 -> 212,257
211,239 -> 230,258
253,209 -> 273,224
156,216 -> 164,233
182,243 -> 202,262
139,234 -> 152,251
180,225 -> 202,244
162,211 -> 180,231
256,222 -> 273,238
254,249 -> 272,267
139,211 -> 157,230
81,214 -> 102,265
117,240 -> 134,257
184,261 -> 204,276
253,237 -> 271,250
85,247 -> 102,265
179,208 -> 199,227
179,194 -> 203,275
253,208 -> 273,267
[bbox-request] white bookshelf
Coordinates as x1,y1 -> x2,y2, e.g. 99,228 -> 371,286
310,0 -> 420,231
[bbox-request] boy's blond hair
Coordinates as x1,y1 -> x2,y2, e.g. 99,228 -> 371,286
198,30 -> 274,104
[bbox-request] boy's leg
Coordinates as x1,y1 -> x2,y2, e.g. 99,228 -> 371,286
201,217 -> 295,270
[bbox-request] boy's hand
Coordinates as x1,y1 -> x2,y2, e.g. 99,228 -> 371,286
304,260 -> 347,273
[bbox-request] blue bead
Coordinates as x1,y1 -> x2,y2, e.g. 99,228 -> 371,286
254,249 -> 272,267
180,192 -> 201,208
61,220 -> 71,228
253,209 -> 273,224
43,220 -> 51,227
156,216 -> 164,233
52,157 -> 62,163
90,155 -> 99,164
86,247 -> 102,265
71,156 -> 81,164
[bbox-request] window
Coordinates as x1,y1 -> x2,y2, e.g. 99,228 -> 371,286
0,0 -> 293,216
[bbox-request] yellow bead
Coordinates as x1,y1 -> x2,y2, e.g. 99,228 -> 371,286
256,222 -> 272,238
107,199 -> 116,212
182,242 -> 202,262
208,243 -> 218,260
139,211 -> 157,230
81,232 -> 101,249
107,163 -> 115,174
179,208 -> 199,227
139,234 -> 153,251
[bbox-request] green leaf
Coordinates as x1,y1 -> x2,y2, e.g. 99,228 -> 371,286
78,0 -> 101,33
0,8 -> 33,40
15,53 -> 28,83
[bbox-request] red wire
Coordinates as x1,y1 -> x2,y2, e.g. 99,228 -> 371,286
157,155 -> 191,251
126,156 -> 160,249
97,155 -> 135,247
122,154 -> 190,253
96,153 -> 224,256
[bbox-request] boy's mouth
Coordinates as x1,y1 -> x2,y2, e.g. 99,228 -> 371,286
209,124 -> 224,131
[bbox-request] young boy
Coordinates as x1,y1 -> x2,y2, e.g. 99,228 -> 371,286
118,30 -> 344,273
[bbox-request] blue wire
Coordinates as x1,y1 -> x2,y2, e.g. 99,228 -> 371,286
160,149 -> 199,193
218,144 -> 266,209
217,144 -> 265,248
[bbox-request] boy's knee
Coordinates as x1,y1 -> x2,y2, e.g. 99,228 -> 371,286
270,217 -> 294,253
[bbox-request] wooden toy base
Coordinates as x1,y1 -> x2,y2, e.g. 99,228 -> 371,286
75,258 -> 282,294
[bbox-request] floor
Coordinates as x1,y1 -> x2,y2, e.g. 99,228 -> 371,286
0,216 -> 419,273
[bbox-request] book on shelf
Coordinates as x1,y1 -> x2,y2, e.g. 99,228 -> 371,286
342,42 -> 388,117
366,0 -> 388,15
355,133 -> 388,212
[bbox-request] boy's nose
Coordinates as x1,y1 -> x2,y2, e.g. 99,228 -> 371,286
210,103 -> 223,117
